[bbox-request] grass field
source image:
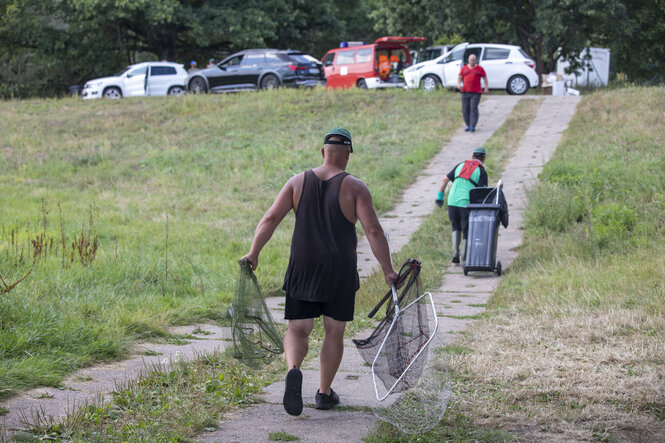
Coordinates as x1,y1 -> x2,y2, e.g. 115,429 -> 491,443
3,92 -> 544,442
389,87 -> 665,442
0,88 -> 461,398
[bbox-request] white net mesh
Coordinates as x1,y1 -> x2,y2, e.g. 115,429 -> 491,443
372,352 -> 452,434
354,259 -> 452,434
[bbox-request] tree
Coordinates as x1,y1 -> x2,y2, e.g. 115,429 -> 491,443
369,0 -> 630,77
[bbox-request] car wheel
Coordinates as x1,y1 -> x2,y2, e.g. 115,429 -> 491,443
189,77 -> 207,93
421,75 -> 441,92
357,79 -> 368,90
261,74 -> 279,90
507,75 -> 529,95
168,86 -> 185,96
103,87 -> 122,99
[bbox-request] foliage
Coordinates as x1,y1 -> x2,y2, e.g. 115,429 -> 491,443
370,0 -> 663,82
0,0 -> 377,97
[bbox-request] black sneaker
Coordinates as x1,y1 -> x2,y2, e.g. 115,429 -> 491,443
452,255 -> 460,264
283,367 -> 303,416
315,389 -> 340,410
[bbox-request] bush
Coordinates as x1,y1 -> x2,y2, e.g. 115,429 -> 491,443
524,183 -> 587,233
590,202 -> 636,249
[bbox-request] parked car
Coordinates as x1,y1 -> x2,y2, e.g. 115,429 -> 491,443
403,43 -> 539,95
186,49 -> 325,93
321,36 -> 425,89
82,62 -> 187,99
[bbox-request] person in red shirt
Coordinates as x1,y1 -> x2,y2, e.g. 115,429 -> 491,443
458,54 -> 489,132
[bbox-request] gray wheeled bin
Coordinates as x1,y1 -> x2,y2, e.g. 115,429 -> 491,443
463,180 -> 508,276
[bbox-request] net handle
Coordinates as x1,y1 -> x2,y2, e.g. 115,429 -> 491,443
371,291 -> 439,401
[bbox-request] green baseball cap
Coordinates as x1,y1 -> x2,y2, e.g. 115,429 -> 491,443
324,127 -> 353,152
473,147 -> 486,156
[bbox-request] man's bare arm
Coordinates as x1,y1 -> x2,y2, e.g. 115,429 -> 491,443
355,183 -> 398,286
242,176 -> 297,270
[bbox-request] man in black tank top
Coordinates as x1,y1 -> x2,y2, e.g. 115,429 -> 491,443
242,128 -> 398,416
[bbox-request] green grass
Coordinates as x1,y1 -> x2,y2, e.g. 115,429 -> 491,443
268,430 -> 300,441
443,87 -> 665,441
11,351 -> 273,442
0,88 -> 461,398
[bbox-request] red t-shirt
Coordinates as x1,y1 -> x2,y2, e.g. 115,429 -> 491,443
459,65 -> 487,93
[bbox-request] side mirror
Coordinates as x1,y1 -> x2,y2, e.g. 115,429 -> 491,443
324,60 -> 333,67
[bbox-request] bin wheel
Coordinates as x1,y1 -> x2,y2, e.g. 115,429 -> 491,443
496,262 -> 502,276
463,267 -> 468,276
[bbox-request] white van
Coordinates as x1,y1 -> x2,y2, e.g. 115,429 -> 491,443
403,43 -> 539,95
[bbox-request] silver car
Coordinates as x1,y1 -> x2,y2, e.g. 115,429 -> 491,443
404,43 -> 539,95
82,62 -> 188,99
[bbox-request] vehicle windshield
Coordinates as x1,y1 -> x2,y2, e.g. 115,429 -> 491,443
113,67 -> 131,77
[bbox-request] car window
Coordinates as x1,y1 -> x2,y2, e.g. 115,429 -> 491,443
221,55 -> 243,68
356,48 -> 372,63
288,53 -> 319,64
265,53 -> 283,64
322,53 -> 335,66
518,48 -> 531,59
336,50 -> 355,65
127,66 -> 147,77
444,47 -> 464,63
114,67 -> 131,77
243,54 -> 265,65
483,48 -> 510,60
463,47 -> 482,64
150,66 -> 177,76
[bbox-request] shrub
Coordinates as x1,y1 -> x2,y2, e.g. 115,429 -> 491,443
590,202 -> 636,249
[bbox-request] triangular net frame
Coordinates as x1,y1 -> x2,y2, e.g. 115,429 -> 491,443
231,259 -> 283,367
353,259 -> 452,434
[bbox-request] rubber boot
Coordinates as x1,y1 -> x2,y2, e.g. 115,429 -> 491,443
451,231 -> 461,263
461,238 -> 467,262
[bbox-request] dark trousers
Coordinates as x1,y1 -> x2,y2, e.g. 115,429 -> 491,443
461,92 -> 481,128
448,205 -> 469,238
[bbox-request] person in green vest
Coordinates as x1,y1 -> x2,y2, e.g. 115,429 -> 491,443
435,147 -> 488,263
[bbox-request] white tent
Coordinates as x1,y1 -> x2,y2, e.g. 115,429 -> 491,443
557,47 -> 610,88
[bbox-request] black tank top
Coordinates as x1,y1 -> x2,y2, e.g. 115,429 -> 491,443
282,170 -> 359,302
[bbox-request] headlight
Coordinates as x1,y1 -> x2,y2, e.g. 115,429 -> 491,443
84,81 -> 103,89
415,65 -> 425,71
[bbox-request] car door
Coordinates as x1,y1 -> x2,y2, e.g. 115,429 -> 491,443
208,55 -> 244,90
440,44 -> 466,87
322,52 -> 336,86
123,66 -> 147,96
146,65 -> 177,96
480,46 -> 512,89
239,53 -> 266,88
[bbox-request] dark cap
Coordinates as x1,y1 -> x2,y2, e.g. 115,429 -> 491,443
473,147 -> 486,156
324,127 -> 353,152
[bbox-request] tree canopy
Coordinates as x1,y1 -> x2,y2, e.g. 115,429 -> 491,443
0,0 -> 662,97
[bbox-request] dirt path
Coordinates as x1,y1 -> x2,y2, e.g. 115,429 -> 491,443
199,95 -> 580,443
1,95 -> 580,442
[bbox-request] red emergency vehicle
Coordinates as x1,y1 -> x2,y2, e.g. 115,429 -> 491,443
321,36 -> 425,89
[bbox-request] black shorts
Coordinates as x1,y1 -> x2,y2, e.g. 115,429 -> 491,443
284,291 -> 356,322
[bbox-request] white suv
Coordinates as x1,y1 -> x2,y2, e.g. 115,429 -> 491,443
403,43 -> 539,95
82,62 -> 188,99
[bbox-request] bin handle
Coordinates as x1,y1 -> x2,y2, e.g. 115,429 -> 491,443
495,180 -> 503,205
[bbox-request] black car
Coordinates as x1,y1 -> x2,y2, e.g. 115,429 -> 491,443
187,49 -> 326,93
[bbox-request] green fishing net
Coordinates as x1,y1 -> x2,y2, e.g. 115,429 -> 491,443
231,259 -> 283,367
